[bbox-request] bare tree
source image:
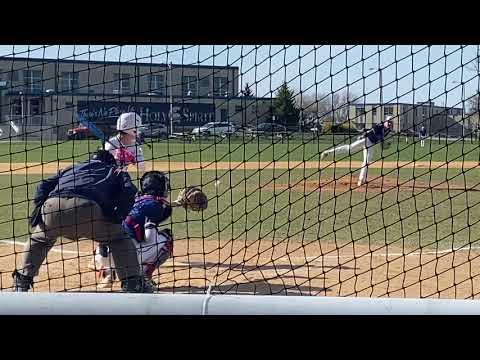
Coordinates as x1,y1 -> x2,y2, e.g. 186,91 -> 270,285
467,56 -> 480,115
295,89 -> 357,127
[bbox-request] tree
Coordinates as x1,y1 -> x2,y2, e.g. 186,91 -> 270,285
467,57 -> 480,115
295,89 -> 358,128
242,83 -> 253,97
273,82 -> 300,127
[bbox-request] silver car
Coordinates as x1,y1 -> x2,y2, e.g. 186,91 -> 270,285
191,122 -> 235,137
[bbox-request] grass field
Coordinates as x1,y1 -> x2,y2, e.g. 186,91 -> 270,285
1,166 -> 479,251
1,137 -> 480,296
0,136 -> 479,164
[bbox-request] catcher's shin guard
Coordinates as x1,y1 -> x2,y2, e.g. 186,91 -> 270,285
141,228 -> 174,278
12,270 -> 33,292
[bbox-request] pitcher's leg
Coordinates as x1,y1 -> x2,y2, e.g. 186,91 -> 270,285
358,139 -> 373,186
321,138 -> 365,160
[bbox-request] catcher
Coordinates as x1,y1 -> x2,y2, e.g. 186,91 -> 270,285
320,116 -> 394,186
94,170 -> 208,290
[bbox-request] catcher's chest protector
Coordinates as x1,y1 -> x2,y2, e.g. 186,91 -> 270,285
123,195 -> 172,242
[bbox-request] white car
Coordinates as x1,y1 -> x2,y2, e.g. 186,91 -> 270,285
191,122 -> 235,137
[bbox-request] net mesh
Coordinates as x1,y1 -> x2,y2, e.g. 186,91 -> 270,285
0,45 -> 479,298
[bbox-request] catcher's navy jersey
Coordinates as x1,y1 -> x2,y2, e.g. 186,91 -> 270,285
122,195 -> 172,242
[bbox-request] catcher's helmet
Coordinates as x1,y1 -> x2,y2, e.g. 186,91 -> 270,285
140,171 -> 170,197
91,149 -> 116,166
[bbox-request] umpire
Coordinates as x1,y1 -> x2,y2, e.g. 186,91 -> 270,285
12,149 -> 153,293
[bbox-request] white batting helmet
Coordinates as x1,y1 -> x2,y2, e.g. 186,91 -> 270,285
116,112 -> 143,135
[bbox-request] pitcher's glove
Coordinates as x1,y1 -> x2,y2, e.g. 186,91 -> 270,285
172,187 -> 208,211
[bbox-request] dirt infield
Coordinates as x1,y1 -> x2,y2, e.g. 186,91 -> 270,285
264,176 -> 480,193
1,238 -> 479,298
0,161 -> 477,174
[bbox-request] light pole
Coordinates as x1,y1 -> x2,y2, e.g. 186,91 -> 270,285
452,80 -> 467,138
19,91 -> 25,140
46,89 -> 54,140
169,62 -> 173,136
369,67 -> 383,123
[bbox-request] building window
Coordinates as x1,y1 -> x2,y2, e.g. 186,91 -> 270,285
235,105 -> 243,112
29,98 -> 42,125
23,70 -> 42,93
214,77 -> 228,96
221,109 -> 228,121
182,76 -> 198,96
372,108 -> 377,116
384,106 -> 393,116
113,73 -> 131,94
30,99 -> 41,116
61,72 -> 79,92
10,70 -> 19,82
356,106 -> 365,114
11,99 -> 22,116
199,76 -> 211,96
149,74 -> 165,95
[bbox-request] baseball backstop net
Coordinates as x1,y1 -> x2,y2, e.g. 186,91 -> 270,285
0,45 -> 479,301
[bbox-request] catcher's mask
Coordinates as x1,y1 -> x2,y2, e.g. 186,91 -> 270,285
91,149 -> 116,166
140,171 -> 170,197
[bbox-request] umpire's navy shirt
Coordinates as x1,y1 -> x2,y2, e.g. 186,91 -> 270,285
37,160 -> 137,222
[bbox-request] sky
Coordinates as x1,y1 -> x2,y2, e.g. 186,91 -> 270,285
0,45 -> 478,110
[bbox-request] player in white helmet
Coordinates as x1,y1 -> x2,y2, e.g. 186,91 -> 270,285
106,112 -> 146,172
321,116 -> 394,187
89,112 -> 147,288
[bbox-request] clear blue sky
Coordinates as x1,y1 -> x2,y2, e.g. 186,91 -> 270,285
1,45 -> 478,109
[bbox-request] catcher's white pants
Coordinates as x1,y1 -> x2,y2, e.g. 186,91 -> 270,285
94,225 -> 173,277
322,137 -> 374,186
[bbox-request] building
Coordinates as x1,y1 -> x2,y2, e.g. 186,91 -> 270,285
349,102 -> 466,136
0,57 -> 275,140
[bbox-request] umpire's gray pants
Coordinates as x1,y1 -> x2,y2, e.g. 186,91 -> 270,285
19,196 -> 140,281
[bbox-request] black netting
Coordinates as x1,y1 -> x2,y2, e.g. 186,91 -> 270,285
0,45 -> 479,298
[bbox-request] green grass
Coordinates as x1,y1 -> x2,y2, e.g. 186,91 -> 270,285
0,136 -> 479,163
1,166 -> 479,251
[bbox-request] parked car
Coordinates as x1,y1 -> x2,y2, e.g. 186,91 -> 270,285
191,122 -> 235,137
248,123 -> 287,137
67,125 -> 97,140
140,123 -> 169,140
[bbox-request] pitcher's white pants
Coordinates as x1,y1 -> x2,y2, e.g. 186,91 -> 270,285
321,137 -> 374,186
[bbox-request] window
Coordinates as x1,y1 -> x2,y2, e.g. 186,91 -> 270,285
199,76 -> 210,96
30,99 -> 41,116
11,99 -> 22,116
10,70 -> 19,82
372,108 -> 377,116
214,77 -> 228,96
23,70 -> 42,92
384,106 -> 393,116
149,74 -> 165,94
356,106 -> 365,114
220,109 -> 228,121
113,73 -> 131,94
182,76 -> 197,96
61,72 -> 79,92
235,105 -> 242,112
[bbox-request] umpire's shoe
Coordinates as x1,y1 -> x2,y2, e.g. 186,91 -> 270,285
121,275 -> 155,293
12,270 -> 33,292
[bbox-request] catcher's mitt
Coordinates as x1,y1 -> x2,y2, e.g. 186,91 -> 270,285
172,187 -> 208,211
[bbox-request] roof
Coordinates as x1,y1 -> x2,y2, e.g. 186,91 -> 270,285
353,102 -> 463,110
0,56 -> 239,71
